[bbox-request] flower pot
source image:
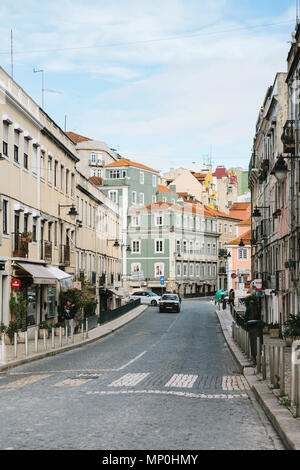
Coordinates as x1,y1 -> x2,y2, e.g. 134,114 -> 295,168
269,328 -> 280,339
39,329 -> 49,339
55,327 -> 65,336
5,336 -> 14,345
263,326 -> 269,335
17,330 -> 26,344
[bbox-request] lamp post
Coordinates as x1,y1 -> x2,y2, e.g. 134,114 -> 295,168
58,204 -> 79,220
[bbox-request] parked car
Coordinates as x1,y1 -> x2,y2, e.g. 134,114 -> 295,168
129,291 -> 161,306
159,294 -> 181,313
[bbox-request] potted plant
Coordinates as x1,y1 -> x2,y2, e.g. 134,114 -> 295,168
268,322 -> 280,338
283,314 -> 300,346
5,321 -> 18,345
54,321 -> 65,336
9,292 -> 28,343
21,231 -> 33,242
38,321 -> 51,339
262,321 -> 269,335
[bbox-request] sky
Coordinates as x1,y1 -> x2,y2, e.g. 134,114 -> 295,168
0,0 -> 297,173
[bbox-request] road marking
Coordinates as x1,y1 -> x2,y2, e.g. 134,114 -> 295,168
86,390 -> 248,400
54,373 -> 102,387
222,376 -> 249,391
0,375 -> 51,389
109,373 -> 149,387
164,374 -> 198,388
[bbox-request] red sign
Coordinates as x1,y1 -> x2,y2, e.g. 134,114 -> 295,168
11,279 -> 21,290
231,273 -> 237,279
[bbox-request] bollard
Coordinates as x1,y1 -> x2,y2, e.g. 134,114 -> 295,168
257,337 -> 261,374
51,327 -> 55,349
25,331 -> 28,356
59,326 -> 62,347
66,325 -> 69,344
296,364 -> 300,418
71,326 -> 74,344
269,346 -> 274,387
86,318 -> 89,339
43,329 -> 47,351
35,329 -> 38,353
274,347 -> 279,388
0,334 -> 7,363
232,322 -> 235,340
280,346 -> 286,397
82,322 -> 85,340
14,332 -> 18,359
262,344 -> 267,380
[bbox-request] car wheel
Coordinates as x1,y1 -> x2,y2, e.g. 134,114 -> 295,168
151,300 -> 157,306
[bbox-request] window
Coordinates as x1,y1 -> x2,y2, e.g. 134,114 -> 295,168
2,122 -> 9,157
2,199 -> 8,235
154,263 -> 164,277
14,130 -> 19,163
131,263 -> 141,273
176,240 -> 181,253
190,264 -> 194,276
40,152 -> 45,178
212,243 -> 216,255
66,169 -> 69,194
140,171 -> 144,184
97,169 -> 102,178
60,165 -> 64,191
238,248 -> 248,260
132,191 -> 137,204
132,215 -> 140,227
32,145 -> 38,174
152,195 -> 157,203
132,240 -> 141,253
23,139 -> 29,169
183,240 -> 187,253
139,193 -> 144,205
189,240 -> 193,253
177,263 -> 181,276
155,214 -> 163,226
48,156 -> 52,184
184,216 -> 188,228
152,175 -> 157,188
155,240 -> 164,253
224,223 -> 227,234
24,213 -> 29,233
109,191 -> 118,203
196,264 -> 200,277
189,217 -> 193,229
183,264 -> 188,276
196,218 -> 200,230
54,161 -> 58,187
207,243 -> 211,255
91,169 -> 96,177
176,214 -> 181,227
32,217 -> 37,242
91,153 -> 96,164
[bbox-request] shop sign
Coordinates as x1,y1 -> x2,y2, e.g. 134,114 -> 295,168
11,279 -> 21,290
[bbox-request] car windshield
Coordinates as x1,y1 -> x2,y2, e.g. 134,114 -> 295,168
148,292 -> 157,296
162,295 -> 178,301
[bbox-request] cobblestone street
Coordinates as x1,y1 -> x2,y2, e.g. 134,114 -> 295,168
0,301 -> 284,450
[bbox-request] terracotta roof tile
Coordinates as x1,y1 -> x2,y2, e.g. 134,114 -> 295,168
157,184 -> 172,194
104,158 -> 159,173
89,176 -> 103,186
66,131 -> 92,143
226,230 -> 251,246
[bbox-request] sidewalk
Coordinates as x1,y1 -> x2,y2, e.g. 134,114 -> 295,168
216,305 -> 300,450
0,304 -> 148,372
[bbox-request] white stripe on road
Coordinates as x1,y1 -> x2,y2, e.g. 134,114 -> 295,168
86,390 -> 248,400
109,373 -> 149,387
0,375 -> 51,389
54,378 -> 93,387
222,376 -> 250,391
164,374 -> 198,388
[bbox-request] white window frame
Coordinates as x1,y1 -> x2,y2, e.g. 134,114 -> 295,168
238,248 -> 248,260
140,171 -> 144,184
132,240 -> 141,254
109,190 -> 118,204
155,214 -> 163,226
155,239 -> 164,254
139,193 -> 144,206
154,263 -> 164,278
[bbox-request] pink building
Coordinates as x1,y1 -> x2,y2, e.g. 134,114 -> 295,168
225,219 -> 251,295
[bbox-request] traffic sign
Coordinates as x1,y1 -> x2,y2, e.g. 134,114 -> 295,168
231,273 -> 237,279
160,276 -> 165,286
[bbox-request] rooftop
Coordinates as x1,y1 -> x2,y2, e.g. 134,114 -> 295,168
105,158 -> 159,174
226,229 -> 251,246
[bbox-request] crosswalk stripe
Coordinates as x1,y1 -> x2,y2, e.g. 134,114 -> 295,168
0,375 -> 51,389
54,378 -> 92,387
109,373 -> 149,387
164,374 -> 198,388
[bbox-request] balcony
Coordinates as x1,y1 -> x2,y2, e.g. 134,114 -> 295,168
12,233 -> 29,258
60,245 -> 70,266
218,267 -> 227,274
281,120 -> 295,153
40,241 -> 52,263
88,271 -> 97,285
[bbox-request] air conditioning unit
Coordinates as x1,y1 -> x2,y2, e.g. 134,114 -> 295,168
97,160 -> 102,166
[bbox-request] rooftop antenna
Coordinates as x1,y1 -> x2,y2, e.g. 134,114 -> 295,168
33,68 -> 44,108
10,29 -> 13,79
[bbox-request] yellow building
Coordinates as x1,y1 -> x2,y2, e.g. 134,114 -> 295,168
0,66 -> 121,327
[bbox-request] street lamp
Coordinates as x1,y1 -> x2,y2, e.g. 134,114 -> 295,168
271,156 -> 289,183
58,204 -> 79,221
252,206 -> 270,218
239,239 -> 245,247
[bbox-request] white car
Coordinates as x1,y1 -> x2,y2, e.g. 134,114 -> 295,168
129,291 -> 161,306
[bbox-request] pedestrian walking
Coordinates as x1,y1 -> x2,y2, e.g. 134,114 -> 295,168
64,300 -> 76,337
229,289 -> 235,306
244,299 -> 263,363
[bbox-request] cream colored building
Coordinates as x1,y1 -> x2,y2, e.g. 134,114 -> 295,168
0,66 -> 121,326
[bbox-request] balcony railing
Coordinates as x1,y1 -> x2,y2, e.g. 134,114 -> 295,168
88,271 -> 97,285
40,240 -> 52,263
281,120 -> 296,153
12,232 -> 29,258
60,245 -> 70,266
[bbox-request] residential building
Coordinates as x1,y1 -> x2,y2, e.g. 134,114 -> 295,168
212,166 -> 239,213
249,72 -> 288,324
229,202 -> 251,221
66,131 -> 119,181
225,220 -> 251,297
228,167 -> 249,196
127,202 -> 219,295
0,66 -> 122,327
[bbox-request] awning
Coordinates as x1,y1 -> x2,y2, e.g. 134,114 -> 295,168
47,267 -> 73,291
15,263 -> 56,285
